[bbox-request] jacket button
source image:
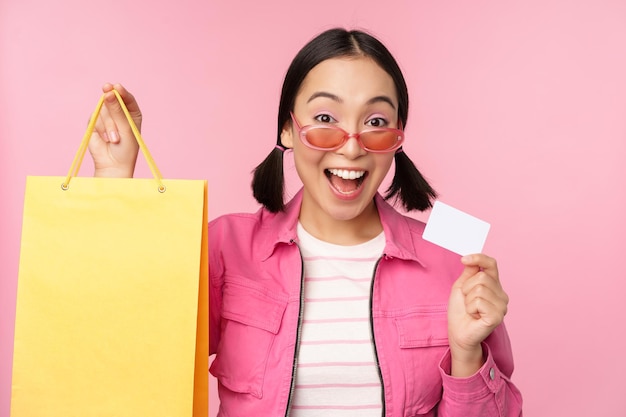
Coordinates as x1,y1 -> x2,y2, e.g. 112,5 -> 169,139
489,368 -> 495,380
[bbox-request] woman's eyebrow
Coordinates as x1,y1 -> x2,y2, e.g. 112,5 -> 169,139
366,95 -> 396,110
307,92 -> 396,110
307,91 -> 342,103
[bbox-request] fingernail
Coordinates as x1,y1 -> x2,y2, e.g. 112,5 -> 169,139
109,131 -> 119,143
461,255 -> 471,263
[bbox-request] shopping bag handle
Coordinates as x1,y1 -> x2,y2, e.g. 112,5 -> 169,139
62,89 -> 166,193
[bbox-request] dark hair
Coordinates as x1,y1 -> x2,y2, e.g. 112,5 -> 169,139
252,27 -> 437,212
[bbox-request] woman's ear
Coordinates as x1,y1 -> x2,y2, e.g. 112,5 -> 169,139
280,121 -> 294,149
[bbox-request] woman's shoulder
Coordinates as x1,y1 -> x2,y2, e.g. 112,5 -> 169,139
209,204 -> 290,238
209,210 -> 261,225
376,194 -> 427,234
210,193 -> 301,235
209,208 -> 266,232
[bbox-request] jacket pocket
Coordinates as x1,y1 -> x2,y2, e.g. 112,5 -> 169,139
209,280 -> 288,399
394,308 -> 449,417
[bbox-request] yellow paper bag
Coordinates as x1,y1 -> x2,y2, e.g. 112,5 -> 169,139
11,91 -> 208,417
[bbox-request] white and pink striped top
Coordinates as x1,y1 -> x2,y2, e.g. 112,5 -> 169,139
291,223 -> 385,416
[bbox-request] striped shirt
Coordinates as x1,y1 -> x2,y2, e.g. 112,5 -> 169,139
291,223 -> 384,416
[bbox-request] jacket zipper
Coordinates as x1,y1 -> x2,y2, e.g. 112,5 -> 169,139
370,255 -> 386,416
284,240 -> 305,417
284,245 -> 385,416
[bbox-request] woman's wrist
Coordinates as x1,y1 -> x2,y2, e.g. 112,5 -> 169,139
449,344 -> 484,377
94,166 -> 134,179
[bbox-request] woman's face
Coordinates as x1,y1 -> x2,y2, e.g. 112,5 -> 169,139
281,56 -> 399,238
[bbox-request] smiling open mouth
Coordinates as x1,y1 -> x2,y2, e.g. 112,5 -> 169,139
325,168 -> 367,194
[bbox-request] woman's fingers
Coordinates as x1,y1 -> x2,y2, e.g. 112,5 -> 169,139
88,83 -> 141,178
97,83 -> 142,145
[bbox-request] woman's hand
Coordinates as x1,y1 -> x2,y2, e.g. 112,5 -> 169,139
447,254 -> 509,377
88,83 -> 141,178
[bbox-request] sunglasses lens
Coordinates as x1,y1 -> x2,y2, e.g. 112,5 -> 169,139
361,131 -> 401,151
304,127 -> 346,149
301,125 -> 402,151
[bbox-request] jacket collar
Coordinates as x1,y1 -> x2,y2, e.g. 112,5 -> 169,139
256,191 -> 302,261
258,189 -> 426,267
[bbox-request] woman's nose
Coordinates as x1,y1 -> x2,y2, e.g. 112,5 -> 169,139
335,133 -> 366,158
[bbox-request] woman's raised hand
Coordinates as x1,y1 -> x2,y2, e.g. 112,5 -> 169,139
447,254 -> 509,377
88,83 -> 142,178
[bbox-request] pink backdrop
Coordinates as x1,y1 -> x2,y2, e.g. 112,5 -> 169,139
2,1 -> 625,415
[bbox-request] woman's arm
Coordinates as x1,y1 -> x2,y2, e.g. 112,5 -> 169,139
440,254 -> 523,416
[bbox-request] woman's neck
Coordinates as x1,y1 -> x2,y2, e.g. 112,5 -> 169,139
298,199 -> 383,246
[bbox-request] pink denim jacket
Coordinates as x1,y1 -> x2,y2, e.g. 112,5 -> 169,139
209,190 -> 523,416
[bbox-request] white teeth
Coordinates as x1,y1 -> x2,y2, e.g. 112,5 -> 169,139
328,169 -> 365,180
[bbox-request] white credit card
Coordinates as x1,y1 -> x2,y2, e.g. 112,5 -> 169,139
422,201 -> 491,256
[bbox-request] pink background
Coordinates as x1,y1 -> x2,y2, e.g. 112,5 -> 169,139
2,1 -> 625,415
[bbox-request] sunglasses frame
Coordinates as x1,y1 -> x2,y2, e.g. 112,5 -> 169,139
290,112 -> 404,153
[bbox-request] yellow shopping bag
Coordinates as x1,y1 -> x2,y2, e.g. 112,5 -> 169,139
11,90 -> 208,417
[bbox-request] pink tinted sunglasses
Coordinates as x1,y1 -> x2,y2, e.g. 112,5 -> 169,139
290,112 -> 404,153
